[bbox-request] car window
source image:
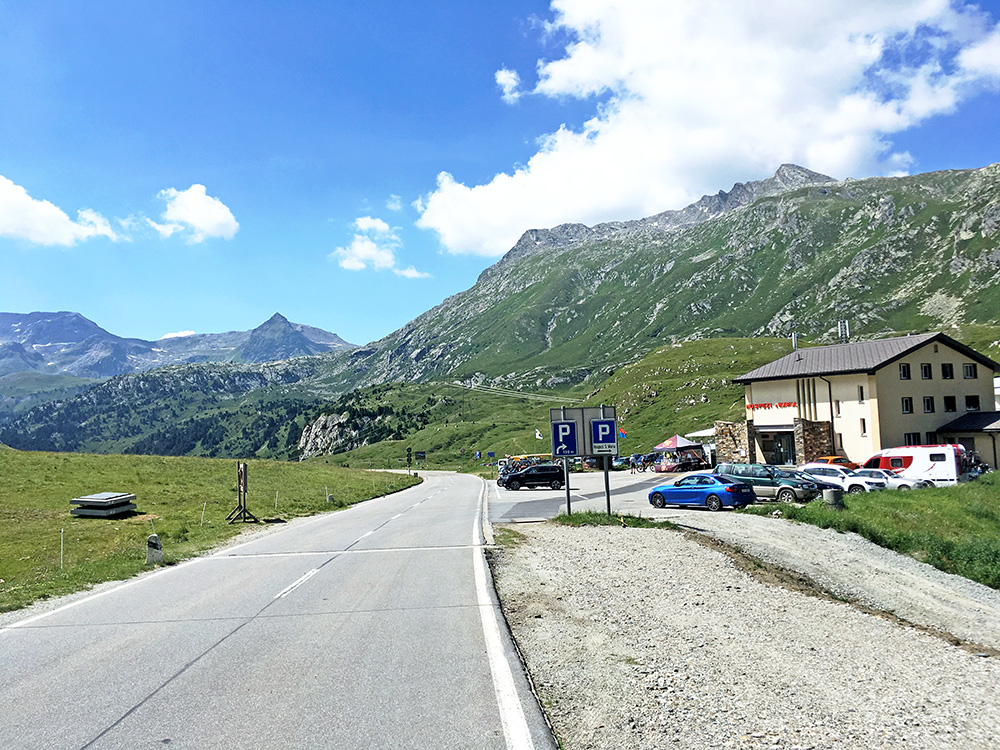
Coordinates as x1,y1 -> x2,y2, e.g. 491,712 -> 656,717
676,476 -> 697,486
696,476 -> 714,486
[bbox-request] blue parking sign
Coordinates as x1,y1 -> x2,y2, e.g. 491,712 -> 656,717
551,421 -> 578,457
590,418 -> 618,455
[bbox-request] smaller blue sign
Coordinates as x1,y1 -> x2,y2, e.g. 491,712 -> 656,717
590,418 -> 618,455
487,451 -> 495,458
551,421 -> 579,457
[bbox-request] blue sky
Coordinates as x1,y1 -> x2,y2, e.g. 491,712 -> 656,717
2,1 -> 1000,346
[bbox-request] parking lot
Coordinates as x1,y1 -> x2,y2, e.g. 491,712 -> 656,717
488,467 -> 685,523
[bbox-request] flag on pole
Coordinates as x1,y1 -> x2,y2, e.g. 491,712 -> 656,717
535,428 -> 544,440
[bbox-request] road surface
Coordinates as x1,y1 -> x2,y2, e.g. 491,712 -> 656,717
1,472 -> 554,749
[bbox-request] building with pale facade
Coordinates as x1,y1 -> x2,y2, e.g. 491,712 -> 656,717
723,333 -> 999,467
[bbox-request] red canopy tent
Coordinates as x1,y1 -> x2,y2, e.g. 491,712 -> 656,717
654,435 -> 700,451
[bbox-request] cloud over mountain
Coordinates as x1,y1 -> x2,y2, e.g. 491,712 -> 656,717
417,0 -> 1000,257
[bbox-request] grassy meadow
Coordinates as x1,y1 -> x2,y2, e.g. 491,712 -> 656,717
0,449 -> 419,613
745,473 -> 1000,589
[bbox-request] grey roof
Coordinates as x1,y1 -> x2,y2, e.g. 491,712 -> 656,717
735,332 -> 999,383
937,411 -> 1000,432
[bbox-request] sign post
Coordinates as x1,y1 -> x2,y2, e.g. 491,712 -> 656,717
550,405 -> 618,516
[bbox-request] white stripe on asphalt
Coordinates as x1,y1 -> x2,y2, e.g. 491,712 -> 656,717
273,568 -> 319,599
0,558 -> 203,633
473,482 -> 535,750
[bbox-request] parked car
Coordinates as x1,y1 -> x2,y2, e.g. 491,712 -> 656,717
784,469 -> 842,493
499,463 -> 566,490
713,462 -> 820,502
810,455 -> 861,470
798,463 -> 886,493
852,468 -> 928,490
648,474 -> 754,511
611,456 -> 631,471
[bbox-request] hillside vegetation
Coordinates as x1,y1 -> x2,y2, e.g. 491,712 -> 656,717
2,164 -> 999,461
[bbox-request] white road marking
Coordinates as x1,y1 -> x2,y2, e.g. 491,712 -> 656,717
0,558 -> 203,632
473,482 -> 535,750
273,568 -> 319,599
392,513 -> 403,520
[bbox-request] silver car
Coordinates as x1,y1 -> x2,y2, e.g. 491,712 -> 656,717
853,468 -> 928,490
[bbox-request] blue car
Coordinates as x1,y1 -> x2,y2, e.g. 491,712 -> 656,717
648,474 -> 754,511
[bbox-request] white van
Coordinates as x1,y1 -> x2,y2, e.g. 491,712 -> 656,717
861,444 -> 974,486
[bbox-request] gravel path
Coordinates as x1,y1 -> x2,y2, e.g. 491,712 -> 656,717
490,521 -> 1000,749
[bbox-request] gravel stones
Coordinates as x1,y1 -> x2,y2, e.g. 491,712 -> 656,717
490,523 -> 1000,750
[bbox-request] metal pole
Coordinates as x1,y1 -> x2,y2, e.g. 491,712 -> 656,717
563,457 -> 572,516
604,455 -> 611,516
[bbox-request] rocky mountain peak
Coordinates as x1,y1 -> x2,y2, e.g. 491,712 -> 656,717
492,164 -> 836,272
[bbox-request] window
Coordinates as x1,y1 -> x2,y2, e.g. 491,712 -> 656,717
930,453 -> 946,462
836,432 -> 844,448
941,363 -> 954,379
943,396 -> 957,412
964,363 -> 978,379
966,395 -> 981,412
925,432 -> 937,444
889,457 -> 905,468
858,385 -> 865,403
899,363 -> 911,380
834,399 -> 842,417
860,418 -> 867,436
923,396 -> 935,413
920,363 -> 932,379
904,432 -> 921,445
901,397 -> 913,414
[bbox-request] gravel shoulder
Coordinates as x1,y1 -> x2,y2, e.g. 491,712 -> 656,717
489,517 -> 1000,749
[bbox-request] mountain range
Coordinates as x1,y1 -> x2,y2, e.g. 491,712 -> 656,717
0,312 -> 353,379
3,162 -> 999,457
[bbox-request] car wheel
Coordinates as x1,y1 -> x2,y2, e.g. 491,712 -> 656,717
550,480 -> 562,490
777,488 -> 795,503
847,484 -> 865,494
508,480 -> 520,491
898,485 -> 909,491
496,478 -> 503,486
650,492 -> 666,508
705,494 -> 723,512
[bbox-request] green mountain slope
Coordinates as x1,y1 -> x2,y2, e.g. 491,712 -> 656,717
4,164 -> 1000,459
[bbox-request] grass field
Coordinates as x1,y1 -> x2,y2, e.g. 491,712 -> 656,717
0,449 -> 420,613
745,473 -> 1000,589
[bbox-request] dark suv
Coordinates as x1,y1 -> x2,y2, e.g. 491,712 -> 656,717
500,464 -> 566,491
713,462 -> 820,502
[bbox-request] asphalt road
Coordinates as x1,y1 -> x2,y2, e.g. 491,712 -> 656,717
488,467 -> 674,524
0,472 -> 555,750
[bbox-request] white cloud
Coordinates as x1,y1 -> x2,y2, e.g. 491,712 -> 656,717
159,330 -> 196,339
330,216 -> 429,278
495,68 -> 522,104
0,175 -> 119,246
155,184 -> 238,243
418,0 -> 1000,257
386,194 -> 403,211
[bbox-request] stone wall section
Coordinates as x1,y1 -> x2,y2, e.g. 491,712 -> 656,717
714,420 -> 756,464
794,418 -> 834,464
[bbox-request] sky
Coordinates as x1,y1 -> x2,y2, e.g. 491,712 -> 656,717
2,1 -> 1000,347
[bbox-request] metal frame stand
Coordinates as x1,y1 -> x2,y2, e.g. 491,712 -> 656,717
227,461 -> 259,524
